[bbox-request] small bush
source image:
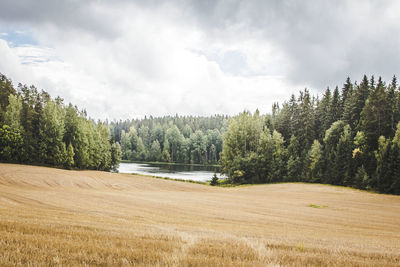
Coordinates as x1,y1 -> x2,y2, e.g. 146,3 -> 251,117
309,204 -> 328,208
210,173 -> 219,186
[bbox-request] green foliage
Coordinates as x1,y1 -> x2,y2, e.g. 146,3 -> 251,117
189,130 -> 206,164
38,100 -> 66,166
220,111 -> 263,183
0,73 -> 119,172
111,115 -> 225,165
220,75 -> 400,194
385,122 -> 400,194
64,143 -> 75,169
0,74 -> 16,123
0,125 -> 24,161
2,71 -> 400,194
306,140 -> 323,181
259,130 -> 287,182
210,172 -> 218,186
309,204 -> 328,208
336,124 -> 353,185
286,135 -> 302,180
110,142 -> 122,172
375,136 -> 391,192
149,140 -> 162,161
321,121 -> 353,185
354,165 -> 369,189
4,94 -> 23,130
360,77 -> 391,151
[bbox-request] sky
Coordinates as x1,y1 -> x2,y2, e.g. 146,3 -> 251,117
0,0 -> 400,120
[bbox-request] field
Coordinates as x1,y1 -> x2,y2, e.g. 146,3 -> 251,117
0,163 -> 399,266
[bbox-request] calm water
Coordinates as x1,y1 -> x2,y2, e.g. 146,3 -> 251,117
118,162 -> 223,182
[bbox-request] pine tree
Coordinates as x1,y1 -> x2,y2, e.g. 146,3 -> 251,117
322,121 -> 348,184
388,123 -> 400,194
336,125 -> 353,186
320,87 -> 332,138
387,76 -> 398,137
354,165 -> 369,189
331,86 -> 341,122
354,75 -> 371,132
375,136 -> 392,192
360,77 -> 390,151
286,135 -> 302,180
340,77 -> 353,112
210,172 -> 219,186
297,89 -> 315,150
274,102 -> 292,143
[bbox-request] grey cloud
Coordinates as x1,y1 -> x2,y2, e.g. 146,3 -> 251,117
1,0 -> 400,92
0,0 -> 120,38
165,0 -> 400,89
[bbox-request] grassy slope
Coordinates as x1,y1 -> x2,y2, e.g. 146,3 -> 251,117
0,163 -> 399,266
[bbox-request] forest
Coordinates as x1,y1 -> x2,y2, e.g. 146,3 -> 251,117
0,74 -> 121,171
221,75 -> 400,194
109,115 -> 227,164
1,73 -> 400,194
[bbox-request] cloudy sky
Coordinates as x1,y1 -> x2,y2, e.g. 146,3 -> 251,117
0,0 -> 399,120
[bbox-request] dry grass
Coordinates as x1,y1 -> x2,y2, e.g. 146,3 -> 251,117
0,163 -> 399,266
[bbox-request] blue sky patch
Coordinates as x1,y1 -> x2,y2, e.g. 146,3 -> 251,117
0,28 -> 37,47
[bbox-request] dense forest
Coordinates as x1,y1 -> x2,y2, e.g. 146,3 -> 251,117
221,75 -> 400,194
1,72 -> 400,194
0,74 -> 121,171
110,115 -> 227,164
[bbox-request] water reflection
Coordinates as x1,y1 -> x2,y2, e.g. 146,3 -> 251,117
118,162 -> 223,182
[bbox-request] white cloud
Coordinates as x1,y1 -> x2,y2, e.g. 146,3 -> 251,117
0,2 -> 308,120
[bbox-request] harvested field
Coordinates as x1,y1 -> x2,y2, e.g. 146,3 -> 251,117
0,163 -> 399,266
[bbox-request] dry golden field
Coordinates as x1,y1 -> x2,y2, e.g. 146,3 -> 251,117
0,163 -> 399,266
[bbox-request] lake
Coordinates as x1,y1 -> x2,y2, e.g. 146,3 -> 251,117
118,162 -> 224,182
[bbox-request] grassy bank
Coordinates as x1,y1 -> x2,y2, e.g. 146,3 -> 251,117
126,172 -> 209,185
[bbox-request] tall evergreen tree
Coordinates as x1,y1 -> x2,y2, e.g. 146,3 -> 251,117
331,86 -> 341,122
286,135 -> 302,180
340,77 -> 353,112
360,77 -> 390,151
354,75 -> 371,131
387,76 -> 398,137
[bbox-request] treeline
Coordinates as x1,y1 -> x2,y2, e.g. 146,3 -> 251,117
110,115 -> 227,164
221,75 -> 400,194
0,74 -> 121,171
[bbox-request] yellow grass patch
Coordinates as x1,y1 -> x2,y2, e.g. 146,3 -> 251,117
0,163 -> 399,266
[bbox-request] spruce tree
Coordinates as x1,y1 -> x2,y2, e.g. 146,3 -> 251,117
340,77 -> 353,112
354,75 -> 371,132
375,136 -> 392,192
331,86 -> 341,122
360,77 -> 390,151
